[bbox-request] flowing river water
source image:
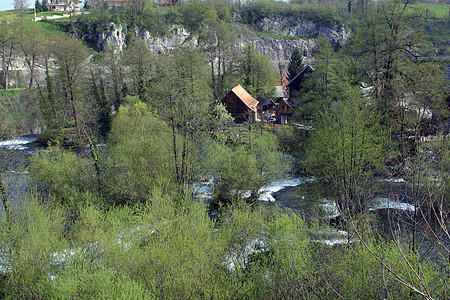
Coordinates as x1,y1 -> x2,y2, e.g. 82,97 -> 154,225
0,135 -> 447,274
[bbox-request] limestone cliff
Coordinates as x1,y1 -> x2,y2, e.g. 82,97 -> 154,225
98,15 -> 350,63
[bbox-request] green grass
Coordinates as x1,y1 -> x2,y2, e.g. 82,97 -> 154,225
0,9 -> 68,37
37,21 -> 68,35
0,88 -> 27,99
218,123 -> 291,145
0,9 -> 70,22
410,3 -> 449,19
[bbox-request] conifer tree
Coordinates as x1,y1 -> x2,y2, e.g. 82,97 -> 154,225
39,67 -> 57,129
42,0 -> 48,11
35,0 -> 42,12
287,48 -> 304,79
97,79 -> 112,138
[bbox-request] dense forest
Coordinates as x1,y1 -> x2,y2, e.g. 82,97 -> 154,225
0,0 -> 449,298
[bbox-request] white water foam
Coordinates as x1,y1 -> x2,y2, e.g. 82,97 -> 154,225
312,228 -> 354,246
319,199 -> 340,218
257,177 -> 311,202
192,177 -> 310,202
377,178 -> 406,183
370,197 -> 415,213
0,136 -> 38,150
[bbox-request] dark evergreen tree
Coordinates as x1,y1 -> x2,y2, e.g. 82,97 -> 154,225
42,0 -> 48,12
97,78 -> 112,138
40,67 -> 57,129
287,48 -> 304,79
35,0 -> 42,12
91,71 -> 112,138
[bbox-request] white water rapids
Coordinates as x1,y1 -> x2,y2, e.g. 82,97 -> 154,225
0,135 -> 419,276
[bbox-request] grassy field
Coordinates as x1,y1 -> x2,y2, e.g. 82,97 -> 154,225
218,123 -> 291,144
0,9 -> 68,37
0,89 -> 27,100
411,3 -> 449,19
0,9 -> 71,22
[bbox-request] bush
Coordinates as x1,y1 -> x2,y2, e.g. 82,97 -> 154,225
29,147 -> 97,213
0,195 -> 65,299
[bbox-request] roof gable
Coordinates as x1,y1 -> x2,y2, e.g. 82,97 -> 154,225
287,65 -> 314,87
276,99 -> 294,112
230,84 -> 259,112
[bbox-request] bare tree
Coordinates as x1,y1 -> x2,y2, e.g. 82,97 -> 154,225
0,22 -> 18,90
14,0 -> 30,10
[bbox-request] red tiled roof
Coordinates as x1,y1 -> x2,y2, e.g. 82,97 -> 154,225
231,84 -> 259,112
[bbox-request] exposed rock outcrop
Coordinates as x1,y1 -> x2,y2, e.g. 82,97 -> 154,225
140,26 -> 198,53
255,15 -> 351,47
97,23 -> 126,52
234,25 -> 316,62
98,15 -> 350,64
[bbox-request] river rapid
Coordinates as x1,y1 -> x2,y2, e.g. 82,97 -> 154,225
0,135 -> 447,273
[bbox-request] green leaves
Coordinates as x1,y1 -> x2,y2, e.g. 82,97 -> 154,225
240,43 -> 278,97
287,48 -> 304,78
303,87 -> 390,214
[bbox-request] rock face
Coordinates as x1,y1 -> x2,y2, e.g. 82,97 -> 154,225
255,15 -> 351,47
97,23 -> 126,52
141,26 -> 198,53
233,26 -> 316,63
98,16 -> 350,63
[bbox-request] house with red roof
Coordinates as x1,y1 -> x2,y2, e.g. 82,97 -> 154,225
221,85 -> 259,123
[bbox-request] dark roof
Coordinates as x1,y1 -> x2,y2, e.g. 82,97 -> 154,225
257,96 -> 275,106
286,65 -> 314,87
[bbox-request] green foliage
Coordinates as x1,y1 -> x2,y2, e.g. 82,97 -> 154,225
0,89 -> 43,136
295,37 -> 355,122
106,101 -> 175,205
121,37 -> 154,103
315,237 -> 448,299
240,1 -> 342,28
180,0 -> 218,33
199,20 -> 237,99
0,195 -> 65,299
91,74 -> 112,139
0,186 -> 447,299
303,87 -> 390,214
150,48 -> 213,186
29,147 -> 98,212
287,47 -> 304,78
39,68 -> 57,129
348,0 -> 431,127
204,134 -> 290,206
35,0 -> 43,13
240,43 -> 278,97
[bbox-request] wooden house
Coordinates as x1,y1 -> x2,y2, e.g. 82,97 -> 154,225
275,99 -> 294,124
286,65 -> 314,101
222,85 -> 259,123
257,96 -> 276,123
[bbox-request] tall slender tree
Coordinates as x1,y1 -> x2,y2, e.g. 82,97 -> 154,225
52,35 -> 90,141
0,22 -> 18,90
240,43 -> 278,97
151,48 -> 213,187
287,47 -> 304,79
349,0 -> 429,128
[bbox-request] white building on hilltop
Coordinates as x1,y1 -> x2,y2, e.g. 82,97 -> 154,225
45,0 -> 81,12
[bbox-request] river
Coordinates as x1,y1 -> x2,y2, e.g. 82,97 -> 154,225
0,134 -> 447,268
